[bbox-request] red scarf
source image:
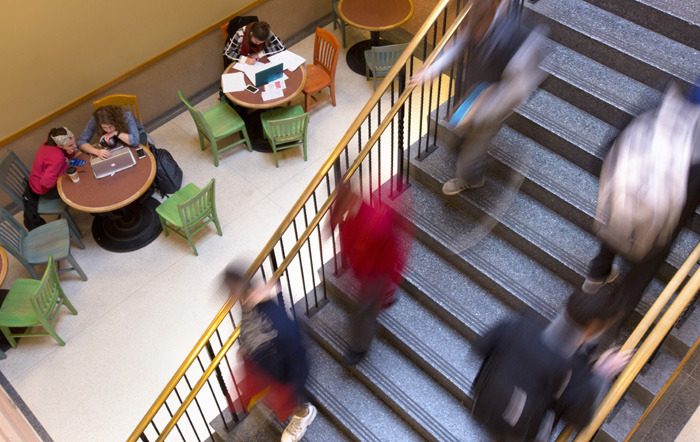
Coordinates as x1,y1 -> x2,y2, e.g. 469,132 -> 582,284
241,23 -> 266,56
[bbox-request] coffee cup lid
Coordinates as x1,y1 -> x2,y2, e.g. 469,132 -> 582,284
66,166 -> 77,174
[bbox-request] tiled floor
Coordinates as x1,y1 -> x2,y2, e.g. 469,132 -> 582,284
0,24 -> 447,442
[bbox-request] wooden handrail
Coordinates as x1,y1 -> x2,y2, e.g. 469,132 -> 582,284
555,241 -> 700,441
129,0 -> 467,438
572,246 -> 700,441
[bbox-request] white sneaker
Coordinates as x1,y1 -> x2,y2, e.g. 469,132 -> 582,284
281,403 -> 317,442
582,264 -> 620,295
442,177 -> 485,195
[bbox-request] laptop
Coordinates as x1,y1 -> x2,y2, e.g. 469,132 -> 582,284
90,145 -> 137,179
254,63 -> 284,87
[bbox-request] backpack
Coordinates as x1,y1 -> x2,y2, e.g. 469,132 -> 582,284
472,317 -> 571,442
150,146 -> 183,196
594,84 -> 700,261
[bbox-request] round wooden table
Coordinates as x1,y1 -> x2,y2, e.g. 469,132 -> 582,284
223,61 -> 307,152
57,146 -> 162,252
339,0 -> 414,75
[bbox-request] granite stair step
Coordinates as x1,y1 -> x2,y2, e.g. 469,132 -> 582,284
539,36 -> 662,129
524,0 -> 700,90
210,400 -> 350,442
507,86 -> 619,176
598,395 -> 647,442
382,178 -> 573,320
483,125 -> 700,281
304,300 -> 487,441
302,338 -> 424,442
581,0 -> 700,50
323,258 -> 502,405
413,148 -> 599,286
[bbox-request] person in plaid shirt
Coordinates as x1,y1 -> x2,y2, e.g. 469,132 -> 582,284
223,21 -> 285,65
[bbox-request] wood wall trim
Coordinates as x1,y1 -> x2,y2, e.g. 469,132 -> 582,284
0,0 -> 268,149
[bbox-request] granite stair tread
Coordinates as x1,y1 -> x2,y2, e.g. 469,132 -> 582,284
485,125 -> 700,279
581,0 -> 700,50
383,178 -> 573,320
526,0 -> 700,87
303,339 -> 424,442
324,260 -> 499,404
212,400 -> 349,442
539,36 -> 662,127
511,85 -> 619,174
414,145 -> 600,285
305,300 -> 487,441
599,395 -> 647,442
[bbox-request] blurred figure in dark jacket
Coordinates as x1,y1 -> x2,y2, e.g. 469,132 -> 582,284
330,183 -> 410,365
472,287 -> 631,441
224,269 -> 316,442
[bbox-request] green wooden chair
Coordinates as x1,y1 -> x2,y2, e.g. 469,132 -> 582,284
177,90 -> 252,167
156,178 -> 222,256
0,150 -> 83,242
260,105 -> 309,168
0,255 -> 78,348
364,43 -> 409,90
0,207 -> 87,281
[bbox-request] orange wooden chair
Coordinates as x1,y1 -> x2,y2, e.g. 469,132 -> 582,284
302,28 -> 340,113
220,23 -> 228,40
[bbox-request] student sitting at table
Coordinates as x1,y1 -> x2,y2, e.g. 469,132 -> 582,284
223,21 -> 285,66
77,105 -> 153,160
23,127 -> 77,230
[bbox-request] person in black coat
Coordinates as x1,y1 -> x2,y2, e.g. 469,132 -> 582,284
472,287 -> 631,441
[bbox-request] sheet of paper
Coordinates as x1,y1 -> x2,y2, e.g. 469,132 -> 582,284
265,79 -> 286,91
268,51 -> 306,71
261,88 -> 285,101
221,72 -> 247,92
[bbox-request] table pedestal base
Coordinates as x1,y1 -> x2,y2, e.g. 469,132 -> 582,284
346,31 -> 394,75
241,109 -> 273,152
92,197 -> 162,252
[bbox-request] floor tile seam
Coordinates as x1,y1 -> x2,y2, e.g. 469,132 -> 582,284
379,313 -> 474,391
535,0 -> 700,79
316,319 -> 463,442
306,376 -> 383,442
409,210 -> 559,319
489,143 -> 597,216
405,273 -> 490,336
540,58 -> 649,116
418,156 -> 591,275
517,99 -> 614,159
1,346 -> 62,384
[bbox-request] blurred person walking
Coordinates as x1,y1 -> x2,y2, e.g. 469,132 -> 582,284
410,0 -> 547,195
329,183 -> 410,366
583,81 -> 700,335
472,287 -> 631,441
224,269 -> 316,442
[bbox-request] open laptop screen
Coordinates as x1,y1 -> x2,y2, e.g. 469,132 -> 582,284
255,63 -> 283,87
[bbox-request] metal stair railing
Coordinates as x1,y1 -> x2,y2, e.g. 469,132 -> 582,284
129,0 -> 472,440
556,241 -> 700,441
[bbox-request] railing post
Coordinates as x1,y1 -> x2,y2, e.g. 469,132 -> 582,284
206,342 -> 239,427
394,65 -> 410,196
267,251 -> 285,308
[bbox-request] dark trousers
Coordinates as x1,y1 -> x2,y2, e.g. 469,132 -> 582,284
23,185 -> 59,231
589,163 -> 700,325
349,277 -> 394,354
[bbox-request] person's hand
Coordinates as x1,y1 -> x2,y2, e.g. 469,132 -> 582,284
96,148 -> 111,160
592,348 -> 633,380
100,131 -> 118,143
245,57 -> 256,65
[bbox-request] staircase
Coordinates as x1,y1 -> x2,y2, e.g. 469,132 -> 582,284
217,0 -> 700,440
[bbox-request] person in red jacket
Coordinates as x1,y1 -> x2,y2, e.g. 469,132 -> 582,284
23,127 -> 77,230
330,183 -> 410,365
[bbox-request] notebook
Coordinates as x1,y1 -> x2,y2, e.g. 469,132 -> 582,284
254,63 -> 284,87
90,145 -> 137,179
